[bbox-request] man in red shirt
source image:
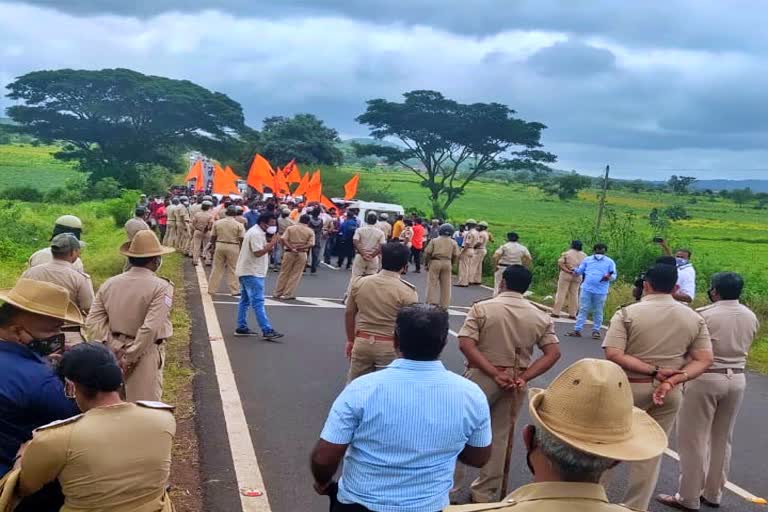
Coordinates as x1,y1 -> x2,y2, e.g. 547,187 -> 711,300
411,217 -> 426,273
155,198 -> 169,242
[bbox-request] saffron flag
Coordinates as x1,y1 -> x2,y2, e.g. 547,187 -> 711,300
273,170 -> 290,197
212,163 -> 239,195
321,195 -> 335,210
306,170 -> 322,202
293,172 -> 311,197
186,160 -> 204,191
246,154 -> 274,193
343,174 -> 359,200
285,160 -> 301,183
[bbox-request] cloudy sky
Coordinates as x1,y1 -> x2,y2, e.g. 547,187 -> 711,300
2,1 -> 768,180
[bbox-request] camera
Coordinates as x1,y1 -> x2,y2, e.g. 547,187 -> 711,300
632,272 -> 646,301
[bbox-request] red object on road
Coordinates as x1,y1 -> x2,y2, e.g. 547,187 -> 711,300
240,488 -> 264,497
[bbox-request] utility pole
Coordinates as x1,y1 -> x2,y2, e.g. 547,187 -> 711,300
594,165 -> 610,239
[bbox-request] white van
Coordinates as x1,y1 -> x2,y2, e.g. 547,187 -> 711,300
342,200 -> 405,221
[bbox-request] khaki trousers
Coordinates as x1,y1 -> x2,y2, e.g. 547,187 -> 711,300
552,272 -> 581,316
426,259 -> 452,308
676,372 -> 746,508
273,251 -> 307,299
455,368 -> 526,503
345,254 -> 380,297
346,336 -> 396,383
125,343 -> 165,402
192,230 -> 211,265
492,266 -> 506,296
209,243 -> 240,295
603,381 -> 683,511
163,223 -> 176,247
470,248 -> 487,284
457,249 -> 475,286
177,224 -> 191,254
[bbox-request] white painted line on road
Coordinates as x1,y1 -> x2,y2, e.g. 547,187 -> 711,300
321,262 -> 339,270
195,265 -> 273,512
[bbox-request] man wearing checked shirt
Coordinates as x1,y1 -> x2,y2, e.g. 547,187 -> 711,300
311,304 -> 492,512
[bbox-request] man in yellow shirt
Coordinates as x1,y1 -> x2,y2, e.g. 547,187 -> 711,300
391,214 -> 405,241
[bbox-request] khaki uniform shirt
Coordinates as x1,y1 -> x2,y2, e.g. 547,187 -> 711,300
124,217 -> 150,241
347,270 -> 418,337
425,236 -> 460,265
85,267 -> 174,365
282,224 -> 315,251
697,300 -> 759,369
191,211 -> 214,232
21,259 -> 94,312
29,248 -> 85,273
494,242 -> 531,266
189,203 -> 202,217
477,230 -> 490,249
558,249 -> 586,281
278,216 -> 294,234
399,226 -> 414,246
19,402 -> 175,512
165,205 -> 177,225
374,221 -> 392,239
458,291 -> 559,367
603,294 -> 712,376
354,225 -> 386,253
447,482 -> 631,512
462,229 -> 479,252
211,217 -> 245,244
176,205 -> 190,225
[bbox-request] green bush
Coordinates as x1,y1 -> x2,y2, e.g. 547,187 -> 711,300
137,165 -> 175,196
99,191 -> 141,227
0,186 -> 43,202
91,177 -> 123,199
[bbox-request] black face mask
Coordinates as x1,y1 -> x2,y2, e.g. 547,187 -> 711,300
28,333 -> 65,357
707,288 -> 716,303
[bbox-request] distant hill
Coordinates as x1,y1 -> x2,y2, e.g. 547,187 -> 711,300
691,179 -> 768,192
0,117 -> 17,126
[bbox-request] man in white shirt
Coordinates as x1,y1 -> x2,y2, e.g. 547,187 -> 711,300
234,212 -> 283,340
657,239 -> 695,303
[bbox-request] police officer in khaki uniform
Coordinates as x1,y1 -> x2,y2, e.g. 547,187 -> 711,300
470,221 -> 490,285
551,240 -> 586,319
345,212 -> 387,297
424,223 -> 460,309
657,272 -> 759,511
176,196 -> 192,255
124,206 -> 150,241
208,206 -> 246,296
455,264 -> 561,503
273,214 -> 315,300
374,213 -> 392,239
456,219 -> 478,287
446,359 -> 667,512
22,233 -> 94,347
492,232 -> 532,296
602,263 -> 713,512
16,343 -> 176,512
191,200 -> 214,266
85,230 -> 175,402
28,215 -> 86,273
345,242 -> 417,382
162,197 -> 179,247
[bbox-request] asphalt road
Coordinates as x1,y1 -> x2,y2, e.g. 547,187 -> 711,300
188,260 -> 768,512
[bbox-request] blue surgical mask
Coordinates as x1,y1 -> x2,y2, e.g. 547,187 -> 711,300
594,254 -> 604,260
676,257 -> 689,267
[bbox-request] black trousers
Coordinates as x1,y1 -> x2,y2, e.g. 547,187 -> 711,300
410,247 -> 423,271
328,483 -> 441,512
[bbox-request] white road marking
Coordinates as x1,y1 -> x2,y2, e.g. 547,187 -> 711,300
195,265 -> 273,512
214,298 -> 468,316
321,262 -> 339,270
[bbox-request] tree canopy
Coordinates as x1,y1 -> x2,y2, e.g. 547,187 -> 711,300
6,68 -> 250,187
355,90 -> 555,217
667,175 -> 697,194
259,113 -> 343,166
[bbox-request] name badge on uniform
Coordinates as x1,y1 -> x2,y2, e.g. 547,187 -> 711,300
164,295 -> 173,308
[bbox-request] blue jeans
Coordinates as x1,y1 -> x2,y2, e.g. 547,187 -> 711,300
237,276 -> 273,333
574,290 -> 607,333
272,244 -> 282,266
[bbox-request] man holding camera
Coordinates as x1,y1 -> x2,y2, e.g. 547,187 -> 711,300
655,238 -> 696,303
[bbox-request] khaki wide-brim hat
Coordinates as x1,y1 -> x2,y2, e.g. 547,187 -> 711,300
120,230 -> 175,258
529,358 -> 667,461
0,278 -> 83,324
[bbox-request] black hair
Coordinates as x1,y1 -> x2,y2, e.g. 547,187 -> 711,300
507,232 -> 519,242
395,304 -> 449,361
201,204 -> 211,211
258,212 -> 277,226
128,256 -> 158,267
655,256 -> 677,266
414,217 -> 422,225
644,263 -> 678,293
404,219 -> 413,226
366,213 -> 378,225
502,264 -> 533,293
381,241 -> 410,271
593,243 -> 607,252
571,240 -> 583,251
396,214 -> 404,221
311,207 -> 321,217
58,342 -> 123,397
52,225 -> 82,240
0,303 -> 20,327
676,248 -> 693,258
711,272 -> 744,300
299,214 -> 311,225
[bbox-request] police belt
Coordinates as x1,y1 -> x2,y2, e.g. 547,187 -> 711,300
61,325 -> 82,332
355,330 -> 394,343
704,368 -> 744,374
430,256 -> 451,260
216,241 -> 240,245
112,332 -> 166,345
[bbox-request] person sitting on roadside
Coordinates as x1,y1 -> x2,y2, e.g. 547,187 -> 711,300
446,359 -> 667,512
311,303 -> 492,512
15,343 -> 176,512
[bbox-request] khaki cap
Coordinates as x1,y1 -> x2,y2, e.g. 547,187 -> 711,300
55,215 -> 82,229
465,218 -> 477,225
119,230 -> 175,258
529,358 -> 667,461
0,278 -> 83,324
478,221 -> 488,227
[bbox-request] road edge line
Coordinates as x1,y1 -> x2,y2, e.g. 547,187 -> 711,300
195,264 -> 273,512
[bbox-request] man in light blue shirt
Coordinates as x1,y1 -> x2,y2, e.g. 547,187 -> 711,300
567,243 -> 617,340
310,304 -> 492,512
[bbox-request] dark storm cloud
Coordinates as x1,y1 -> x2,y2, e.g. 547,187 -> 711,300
526,41 -> 616,77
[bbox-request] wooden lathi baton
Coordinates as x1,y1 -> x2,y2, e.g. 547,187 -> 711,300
500,348 -> 522,499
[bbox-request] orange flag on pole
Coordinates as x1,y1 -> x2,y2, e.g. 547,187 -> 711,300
293,172 -> 311,197
285,160 -> 301,183
273,171 -> 290,197
246,154 -> 274,193
186,160 -> 204,191
306,170 -> 322,202
212,163 -> 239,195
343,174 -> 359,200
321,195 -> 336,210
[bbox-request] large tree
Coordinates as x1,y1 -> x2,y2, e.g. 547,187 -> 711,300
259,113 -> 343,166
667,175 -> 697,194
355,90 -> 556,217
5,68 -> 250,187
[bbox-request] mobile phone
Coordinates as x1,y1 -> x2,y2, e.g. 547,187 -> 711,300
28,333 -> 66,357
653,237 -> 664,243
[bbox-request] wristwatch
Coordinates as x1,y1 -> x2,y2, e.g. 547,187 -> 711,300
650,366 -> 660,379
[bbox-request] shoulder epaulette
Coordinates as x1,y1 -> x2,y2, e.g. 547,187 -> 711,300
159,276 -> 175,287
400,278 -> 416,290
35,414 -> 84,431
695,303 -> 716,313
136,400 -> 175,411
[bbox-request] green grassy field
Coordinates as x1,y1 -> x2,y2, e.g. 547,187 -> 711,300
0,143 -> 79,192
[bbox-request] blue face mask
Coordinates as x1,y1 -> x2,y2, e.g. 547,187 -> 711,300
676,257 -> 689,267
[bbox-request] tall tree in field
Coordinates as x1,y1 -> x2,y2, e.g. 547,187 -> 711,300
355,90 -> 555,217
259,114 -> 343,166
5,68 -> 250,187
667,175 -> 697,194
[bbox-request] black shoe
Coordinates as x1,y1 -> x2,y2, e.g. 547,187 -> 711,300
234,328 -> 258,337
700,497 -> 720,508
262,330 -> 284,340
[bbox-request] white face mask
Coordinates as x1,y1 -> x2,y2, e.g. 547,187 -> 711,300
266,226 -> 278,235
